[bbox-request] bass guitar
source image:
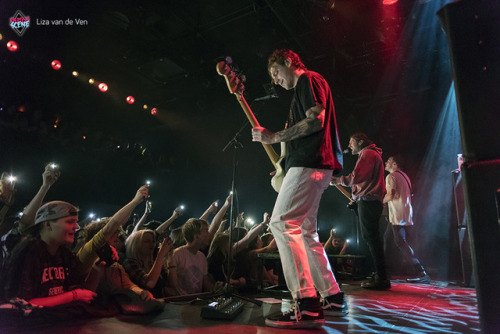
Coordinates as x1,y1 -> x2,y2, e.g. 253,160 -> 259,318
216,58 -> 285,192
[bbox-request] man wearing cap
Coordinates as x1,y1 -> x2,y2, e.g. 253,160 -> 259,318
2,200 -> 97,306
2,185 -> 150,307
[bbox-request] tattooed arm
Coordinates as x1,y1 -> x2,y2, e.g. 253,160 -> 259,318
251,105 -> 325,144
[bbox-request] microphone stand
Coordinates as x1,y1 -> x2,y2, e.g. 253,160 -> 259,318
219,118 -> 262,308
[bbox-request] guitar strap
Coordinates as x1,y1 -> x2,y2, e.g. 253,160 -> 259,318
395,170 -> 412,193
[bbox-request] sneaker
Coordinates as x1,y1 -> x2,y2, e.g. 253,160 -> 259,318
265,297 -> 325,329
361,275 -> 391,290
407,272 -> 431,284
321,292 -> 348,316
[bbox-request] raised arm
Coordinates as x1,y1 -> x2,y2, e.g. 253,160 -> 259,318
232,212 -> 270,254
200,200 -> 219,221
19,164 -> 60,232
0,172 -> 16,234
103,185 -> 149,241
208,194 -> 232,235
143,237 -> 173,289
132,200 -> 151,235
156,206 -> 182,235
324,228 -> 335,253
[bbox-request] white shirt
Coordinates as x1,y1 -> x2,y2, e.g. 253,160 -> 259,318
386,171 -> 413,226
171,245 -> 208,295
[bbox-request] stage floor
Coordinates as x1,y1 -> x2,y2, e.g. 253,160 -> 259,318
3,279 -> 480,334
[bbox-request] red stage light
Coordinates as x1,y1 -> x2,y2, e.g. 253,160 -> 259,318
98,83 -> 108,92
7,41 -> 18,52
383,0 -> 398,5
51,60 -> 62,70
151,108 -> 157,115
126,96 -> 135,104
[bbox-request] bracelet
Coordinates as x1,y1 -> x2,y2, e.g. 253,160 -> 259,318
72,290 -> 78,301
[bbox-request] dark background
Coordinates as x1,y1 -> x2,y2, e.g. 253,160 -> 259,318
0,0 -> 462,279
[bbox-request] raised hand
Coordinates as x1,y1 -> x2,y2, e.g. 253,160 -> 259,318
209,200 -> 219,213
263,212 -> 271,225
42,164 -> 60,188
173,206 -> 183,217
224,194 -> 232,207
158,237 -> 174,257
133,185 -> 150,203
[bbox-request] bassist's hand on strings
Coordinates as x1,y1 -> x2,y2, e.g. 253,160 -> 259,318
252,126 -> 278,144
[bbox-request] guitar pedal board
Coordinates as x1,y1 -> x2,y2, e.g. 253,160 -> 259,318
200,296 -> 245,320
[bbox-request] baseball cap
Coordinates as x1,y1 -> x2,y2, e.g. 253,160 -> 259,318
34,201 -> 79,225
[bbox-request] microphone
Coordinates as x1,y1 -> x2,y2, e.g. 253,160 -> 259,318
343,149 -> 350,154
253,94 -> 279,102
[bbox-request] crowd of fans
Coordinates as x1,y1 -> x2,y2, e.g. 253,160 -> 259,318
0,163 -> 352,323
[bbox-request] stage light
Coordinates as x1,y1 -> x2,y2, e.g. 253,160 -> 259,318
89,78 -> 95,84
88,213 -> 95,219
126,96 -> 135,104
82,135 -> 86,140
51,60 -> 62,70
7,41 -> 18,52
146,180 -> 151,185
8,175 -> 17,183
246,218 -> 255,226
383,0 -> 398,5
98,83 -> 108,92
72,71 -> 79,77
180,205 -> 185,210
17,105 -> 25,113
143,104 -> 148,110
151,108 -> 157,115
0,33 -> 3,40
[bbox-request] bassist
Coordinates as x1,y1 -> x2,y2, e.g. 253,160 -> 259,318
251,49 -> 346,329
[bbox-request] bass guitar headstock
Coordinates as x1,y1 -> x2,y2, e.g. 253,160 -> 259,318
216,56 -> 246,96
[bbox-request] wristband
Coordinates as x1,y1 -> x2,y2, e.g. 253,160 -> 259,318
72,290 -> 78,301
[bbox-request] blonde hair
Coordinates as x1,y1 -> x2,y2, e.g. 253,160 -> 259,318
182,218 -> 208,243
125,229 -> 156,271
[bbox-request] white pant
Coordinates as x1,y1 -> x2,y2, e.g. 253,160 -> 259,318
270,167 -> 340,300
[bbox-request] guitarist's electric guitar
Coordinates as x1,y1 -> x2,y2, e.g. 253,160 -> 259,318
216,58 -> 285,192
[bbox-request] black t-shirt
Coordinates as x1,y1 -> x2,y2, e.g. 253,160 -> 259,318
12,239 -> 85,300
285,71 -> 342,173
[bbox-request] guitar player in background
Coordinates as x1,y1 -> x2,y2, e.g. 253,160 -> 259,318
383,155 -> 430,284
329,133 -> 390,290
251,49 -> 347,329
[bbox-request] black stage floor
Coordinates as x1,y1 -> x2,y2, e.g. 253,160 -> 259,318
2,279 -> 480,334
